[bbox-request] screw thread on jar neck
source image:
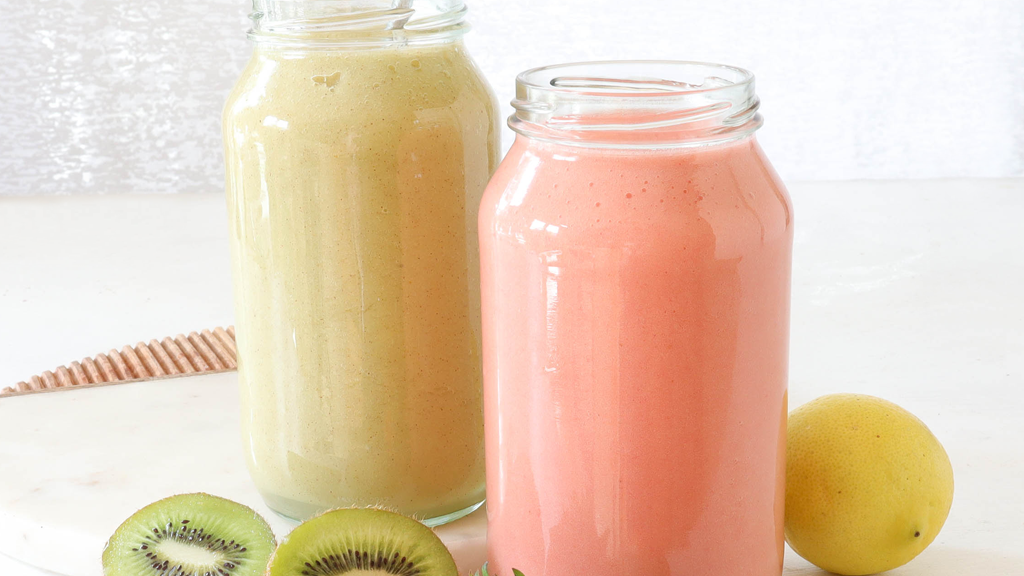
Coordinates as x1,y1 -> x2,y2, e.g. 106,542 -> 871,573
248,0 -> 469,48
510,61 -> 764,149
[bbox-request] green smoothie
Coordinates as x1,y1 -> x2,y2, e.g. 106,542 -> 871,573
223,39 -> 499,522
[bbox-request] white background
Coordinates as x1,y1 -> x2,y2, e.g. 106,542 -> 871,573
0,0 -> 1022,195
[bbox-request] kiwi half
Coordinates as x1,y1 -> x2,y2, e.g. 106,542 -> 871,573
102,493 -> 276,576
266,508 -> 457,576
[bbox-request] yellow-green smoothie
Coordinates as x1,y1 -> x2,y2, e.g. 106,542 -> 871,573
223,38 -> 499,522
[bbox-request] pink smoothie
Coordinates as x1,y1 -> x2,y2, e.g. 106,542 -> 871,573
480,135 -> 792,576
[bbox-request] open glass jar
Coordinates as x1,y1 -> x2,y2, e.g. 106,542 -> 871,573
223,0 -> 499,524
480,61 -> 792,575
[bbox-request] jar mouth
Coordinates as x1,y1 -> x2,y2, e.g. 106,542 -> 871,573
510,61 -> 763,148
248,0 -> 469,48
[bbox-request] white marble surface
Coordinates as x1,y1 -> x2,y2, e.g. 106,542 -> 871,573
1,180 -> 1023,575
0,374 -> 486,576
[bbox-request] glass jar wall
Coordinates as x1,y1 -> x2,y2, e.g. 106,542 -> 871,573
223,0 -> 500,524
480,61 -> 792,575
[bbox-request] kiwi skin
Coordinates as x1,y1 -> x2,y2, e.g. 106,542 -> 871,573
102,493 -> 276,576
265,507 -> 457,576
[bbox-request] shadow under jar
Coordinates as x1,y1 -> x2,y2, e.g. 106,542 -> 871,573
223,0 -> 500,525
480,62 -> 793,575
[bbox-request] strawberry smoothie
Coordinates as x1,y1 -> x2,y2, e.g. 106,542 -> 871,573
479,62 -> 792,576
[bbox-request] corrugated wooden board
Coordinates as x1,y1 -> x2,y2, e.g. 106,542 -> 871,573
2,326 -> 236,396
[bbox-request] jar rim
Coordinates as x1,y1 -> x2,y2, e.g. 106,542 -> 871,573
510,60 -> 763,148
517,60 -> 755,98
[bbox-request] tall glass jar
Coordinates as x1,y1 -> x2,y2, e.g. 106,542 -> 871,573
480,62 -> 792,575
223,0 -> 499,524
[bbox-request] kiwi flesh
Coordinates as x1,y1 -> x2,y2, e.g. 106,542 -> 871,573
266,507 -> 457,576
102,493 -> 276,576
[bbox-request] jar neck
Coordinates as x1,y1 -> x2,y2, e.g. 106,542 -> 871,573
509,61 -> 763,149
248,0 -> 469,48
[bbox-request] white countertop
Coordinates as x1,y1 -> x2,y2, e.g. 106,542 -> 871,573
0,372 -> 487,576
1,180 -> 1023,575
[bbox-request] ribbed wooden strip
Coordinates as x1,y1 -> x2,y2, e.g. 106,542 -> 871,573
174,334 -> 210,371
160,337 -> 194,374
122,345 -> 148,379
134,342 -> 165,377
55,366 -> 74,387
202,329 -> 235,368
4,326 -> 236,396
93,354 -> 118,382
68,361 -> 91,385
187,332 -> 224,370
40,371 -> 58,389
147,339 -> 179,375
212,327 -> 236,359
80,357 -> 103,383
105,350 -> 129,380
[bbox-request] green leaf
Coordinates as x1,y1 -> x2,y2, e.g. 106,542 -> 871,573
513,570 -> 526,576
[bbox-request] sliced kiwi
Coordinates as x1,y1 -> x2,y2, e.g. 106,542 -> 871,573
102,493 -> 276,576
266,507 -> 457,576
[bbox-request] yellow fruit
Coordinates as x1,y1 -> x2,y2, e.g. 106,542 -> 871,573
785,394 -> 954,575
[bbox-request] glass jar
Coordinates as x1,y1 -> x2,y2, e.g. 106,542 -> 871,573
223,0 -> 499,524
480,62 -> 792,575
